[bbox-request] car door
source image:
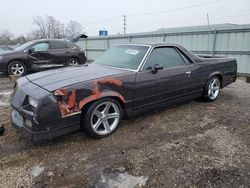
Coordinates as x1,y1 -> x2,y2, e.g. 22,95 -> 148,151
49,40 -> 70,66
28,42 -> 51,69
134,46 -> 193,109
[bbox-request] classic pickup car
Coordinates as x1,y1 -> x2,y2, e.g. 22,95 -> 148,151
11,44 -> 237,141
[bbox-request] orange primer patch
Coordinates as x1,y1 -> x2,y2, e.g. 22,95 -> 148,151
55,88 -> 79,116
79,78 -> 124,109
55,78 -> 124,116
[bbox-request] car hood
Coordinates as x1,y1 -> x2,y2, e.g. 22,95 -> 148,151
0,50 -> 22,56
26,64 -> 130,92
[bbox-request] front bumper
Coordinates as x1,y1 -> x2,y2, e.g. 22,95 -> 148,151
11,77 -> 81,141
11,109 -> 80,141
0,60 -> 7,72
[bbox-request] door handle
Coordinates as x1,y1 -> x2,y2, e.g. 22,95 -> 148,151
186,71 -> 191,76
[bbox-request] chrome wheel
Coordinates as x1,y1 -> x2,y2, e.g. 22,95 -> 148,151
68,58 -> 79,66
90,101 -> 120,136
208,78 -> 220,100
10,63 -> 24,75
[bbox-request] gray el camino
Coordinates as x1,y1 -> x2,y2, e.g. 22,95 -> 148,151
11,43 -> 237,141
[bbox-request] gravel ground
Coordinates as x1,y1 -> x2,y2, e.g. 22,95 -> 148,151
0,75 -> 250,188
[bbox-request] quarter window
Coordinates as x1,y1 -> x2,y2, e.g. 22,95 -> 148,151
143,47 -> 187,70
32,42 -> 49,52
178,50 -> 192,65
50,41 -> 68,49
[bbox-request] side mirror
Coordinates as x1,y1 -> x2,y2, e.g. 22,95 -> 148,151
151,64 -> 163,74
28,48 -> 35,53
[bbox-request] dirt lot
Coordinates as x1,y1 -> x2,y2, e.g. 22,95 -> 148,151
0,75 -> 250,188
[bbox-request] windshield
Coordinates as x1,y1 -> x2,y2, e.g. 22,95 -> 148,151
14,41 -> 33,51
94,45 -> 149,70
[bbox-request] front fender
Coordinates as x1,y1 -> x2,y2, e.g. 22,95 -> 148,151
79,90 -> 125,110
54,78 -> 126,117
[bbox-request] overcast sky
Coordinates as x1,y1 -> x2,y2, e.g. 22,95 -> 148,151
0,0 -> 249,37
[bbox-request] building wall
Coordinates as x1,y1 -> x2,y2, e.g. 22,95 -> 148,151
77,24 -> 250,75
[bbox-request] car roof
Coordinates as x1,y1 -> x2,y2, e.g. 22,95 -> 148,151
115,43 -> 199,62
31,38 -> 69,43
115,43 -> 188,48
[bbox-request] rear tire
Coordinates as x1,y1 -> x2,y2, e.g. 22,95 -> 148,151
203,76 -> 221,102
7,61 -> 27,76
81,98 -> 122,139
67,58 -> 79,66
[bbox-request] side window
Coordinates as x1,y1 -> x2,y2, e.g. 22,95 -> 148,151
65,41 -> 75,48
32,42 -> 49,52
50,41 -> 68,49
143,47 -> 187,70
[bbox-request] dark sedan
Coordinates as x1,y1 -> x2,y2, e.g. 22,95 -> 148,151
0,39 -> 86,75
11,44 -> 237,141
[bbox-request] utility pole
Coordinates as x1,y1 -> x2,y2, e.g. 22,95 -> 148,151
123,15 -> 127,34
207,13 -> 212,54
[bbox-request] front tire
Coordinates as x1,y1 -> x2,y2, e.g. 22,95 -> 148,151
7,61 -> 27,76
81,98 -> 122,139
203,76 -> 221,102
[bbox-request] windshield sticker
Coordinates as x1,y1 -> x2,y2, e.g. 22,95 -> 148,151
125,49 -> 139,55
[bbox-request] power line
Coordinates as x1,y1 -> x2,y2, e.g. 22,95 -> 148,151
80,0 -> 250,35
81,0 -> 222,26
127,12 -> 250,32
127,0 -> 222,17
83,16 -> 121,25
128,9 -> 250,27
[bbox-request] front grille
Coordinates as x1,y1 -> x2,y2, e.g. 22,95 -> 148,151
15,111 -> 23,122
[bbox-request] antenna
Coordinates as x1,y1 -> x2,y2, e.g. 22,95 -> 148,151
123,15 -> 127,34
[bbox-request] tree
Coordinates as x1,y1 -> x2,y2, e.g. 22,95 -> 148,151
66,21 -> 83,37
0,29 -> 13,45
32,15 -> 66,39
27,29 -> 43,40
32,15 -> 84,39
33,16 -> 47,38
13,35 -> 27,45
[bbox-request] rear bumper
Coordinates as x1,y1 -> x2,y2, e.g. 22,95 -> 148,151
11,110 -> 80,141
79,55 -> 87,64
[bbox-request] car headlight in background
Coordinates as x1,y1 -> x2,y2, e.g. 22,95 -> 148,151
28,96 -> 38,108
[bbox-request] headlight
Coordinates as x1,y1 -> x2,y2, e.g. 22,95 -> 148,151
0,56 -> 3,60
24,119 -> 32,128
28,96 -> 38,108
